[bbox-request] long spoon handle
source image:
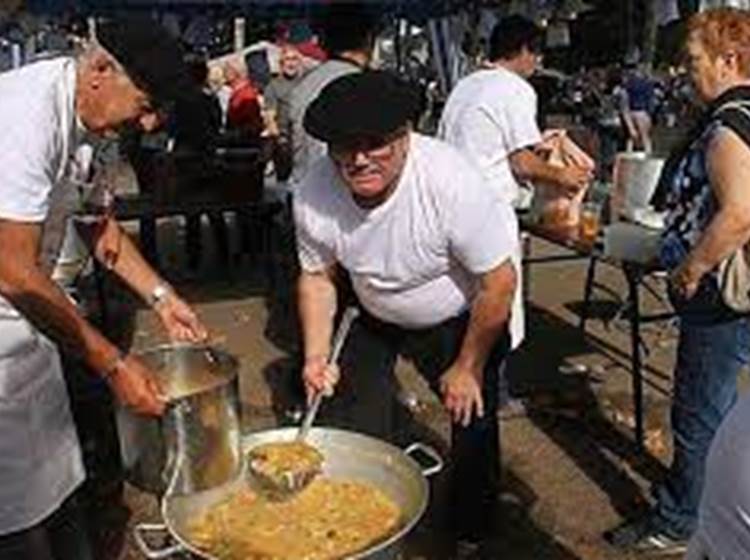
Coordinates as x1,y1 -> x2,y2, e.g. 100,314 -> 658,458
297,307 -> 360,440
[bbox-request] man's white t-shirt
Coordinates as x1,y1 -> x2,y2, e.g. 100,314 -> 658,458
0,57 -> 85,534
438,67 -> 542,207
294,133 -> 524,349
687,393 -> 750,560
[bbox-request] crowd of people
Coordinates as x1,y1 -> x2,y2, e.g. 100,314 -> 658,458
2,4 -> 750,560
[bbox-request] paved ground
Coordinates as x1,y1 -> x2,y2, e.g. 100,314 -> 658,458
74,206 -> 695,560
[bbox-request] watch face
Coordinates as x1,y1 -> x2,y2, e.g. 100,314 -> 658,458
152,284 -> 169,306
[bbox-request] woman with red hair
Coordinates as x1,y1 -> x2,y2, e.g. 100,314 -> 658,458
606,8 -> 750,554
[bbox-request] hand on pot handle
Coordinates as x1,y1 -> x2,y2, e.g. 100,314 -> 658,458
154,291 -> 208,343
107,354 -> 166,416
302,355 -> 340,405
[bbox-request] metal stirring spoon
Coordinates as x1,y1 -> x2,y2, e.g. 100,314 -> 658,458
246,307 -> 360,497
297,306 -> 359,441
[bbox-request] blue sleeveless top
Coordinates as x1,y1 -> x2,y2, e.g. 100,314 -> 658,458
659,122 -> 719,274
658,88 -> 750,278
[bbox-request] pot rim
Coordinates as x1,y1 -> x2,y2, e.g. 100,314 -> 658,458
134,342 -> 240,396
135,342 -> 238,362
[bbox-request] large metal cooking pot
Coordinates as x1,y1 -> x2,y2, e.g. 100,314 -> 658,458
116,343 -> 241,495
134,427 -> 443,560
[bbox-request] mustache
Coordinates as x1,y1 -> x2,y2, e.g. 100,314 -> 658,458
342,162 -> 381,176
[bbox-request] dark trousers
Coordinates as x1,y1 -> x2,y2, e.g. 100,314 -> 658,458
654,284 -> 750,538
319,309 -> 507,541
0,491 -> 93,560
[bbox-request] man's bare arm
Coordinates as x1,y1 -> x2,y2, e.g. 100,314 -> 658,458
0,219 -> 164,415
77,217 -> 207,341
298,267 -> 339,398
298,267 -> 338,361
455,259 -> 517,373
440,259 -> 517,426
0,219 -> 120,373
510,148 -> 590,197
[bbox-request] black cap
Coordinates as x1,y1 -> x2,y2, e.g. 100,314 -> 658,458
315,3 -> 379,54
304,71 -> 421,145
96,16 -> 197,110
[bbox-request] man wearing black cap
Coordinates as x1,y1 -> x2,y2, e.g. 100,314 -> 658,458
0,17 -> 207,559
295,71 -> 522,555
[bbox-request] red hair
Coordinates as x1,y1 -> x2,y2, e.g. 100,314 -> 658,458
688,8 -> 750,76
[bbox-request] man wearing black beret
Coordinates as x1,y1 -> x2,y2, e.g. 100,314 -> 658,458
0,16 -> 207,559
295,71 -> 523,555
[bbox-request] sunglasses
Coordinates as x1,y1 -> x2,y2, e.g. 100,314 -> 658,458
329,128 -> 408,164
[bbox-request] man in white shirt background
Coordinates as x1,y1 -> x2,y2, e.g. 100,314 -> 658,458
295,71 -> 521,557
439,15 -> 591,209
439,16 -> 592,418
0,17 -> 207,559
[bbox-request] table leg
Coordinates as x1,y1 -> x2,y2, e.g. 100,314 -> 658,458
625,265 -> 645,450
580,256 -> 598,334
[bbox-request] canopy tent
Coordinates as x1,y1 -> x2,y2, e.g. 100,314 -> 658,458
25,0 -> 458,22
10,1 -> 595,93
12,0 -> 716,91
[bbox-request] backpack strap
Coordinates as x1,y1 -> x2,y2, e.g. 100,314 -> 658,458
651,96 -> 750,210
714,100 -> 750,150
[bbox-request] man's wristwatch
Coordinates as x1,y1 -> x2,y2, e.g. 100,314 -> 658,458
149,283 -> 171,308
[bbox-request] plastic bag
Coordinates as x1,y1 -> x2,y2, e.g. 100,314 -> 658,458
531,129 -> 595,227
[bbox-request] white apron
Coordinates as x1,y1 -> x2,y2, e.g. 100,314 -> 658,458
0,58 -> 86,535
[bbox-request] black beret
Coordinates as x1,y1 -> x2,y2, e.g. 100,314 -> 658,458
96,16 -> 198,110
303,71 -> 421,144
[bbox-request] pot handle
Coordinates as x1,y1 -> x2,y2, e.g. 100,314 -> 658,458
163,401 -> 190,497
404,442 -> 444,477
133,523 -> 185,559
